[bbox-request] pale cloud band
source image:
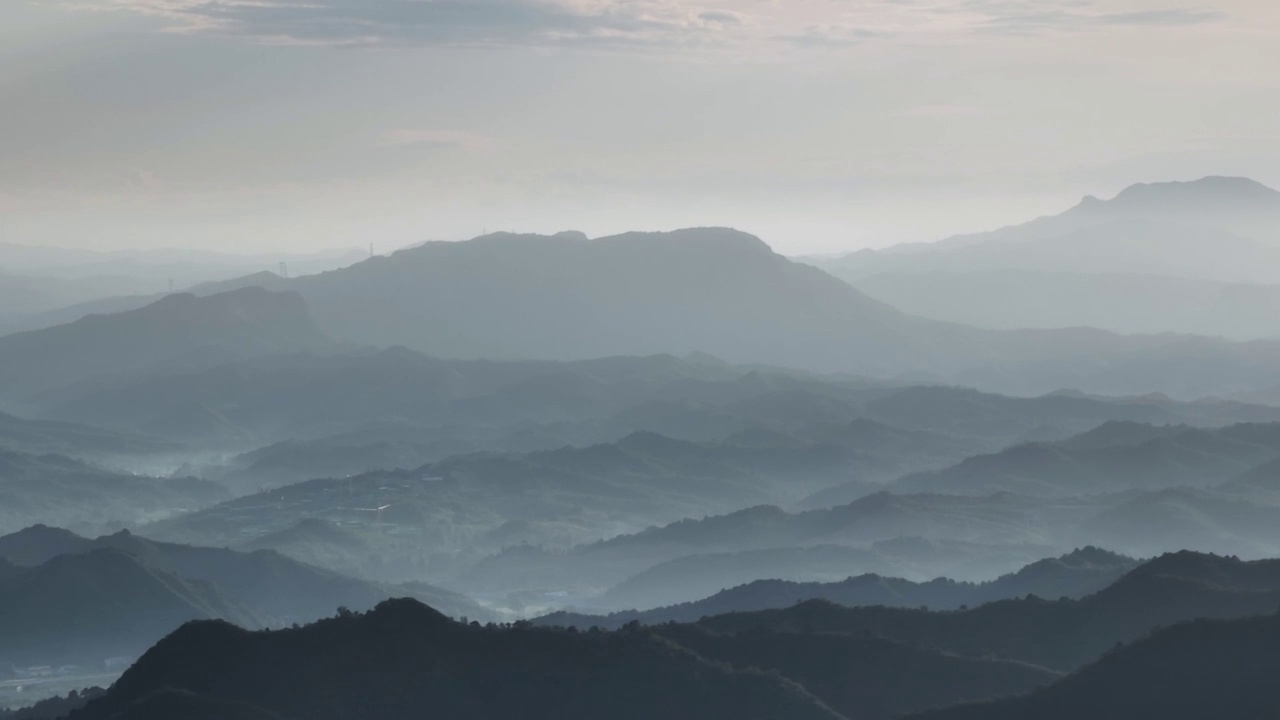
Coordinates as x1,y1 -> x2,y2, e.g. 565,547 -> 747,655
63,0 -> 1229,49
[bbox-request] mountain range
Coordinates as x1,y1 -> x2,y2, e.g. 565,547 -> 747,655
537,546 -> 1137,629
10,222 -> 1280,399
895,421 -> 1280,497
56,550 -> 1280,720
66,599 -> 844,720
0,524 -> 487,669
690,550 -> 1280,672
0,449 -> 226,537
0,288 -> 334,404
815,177 -> 1280,338
0,526 -> 483,625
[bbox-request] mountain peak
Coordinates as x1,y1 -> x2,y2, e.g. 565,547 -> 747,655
1105,176 -> 1280,209
454,227 -> 775,257
364,597 -> 456,630
601,227 -> 777,258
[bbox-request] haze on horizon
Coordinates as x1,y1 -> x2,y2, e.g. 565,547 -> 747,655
3,0 -> 1279,255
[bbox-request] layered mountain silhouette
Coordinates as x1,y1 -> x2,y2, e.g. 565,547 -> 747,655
58,553 -> 1280,720
530,488 -> 1280,609
0,548 -> 256,667
273,227 -> 1280,396
855,269 -> 1280,340
292,229 -> 947,375
29,342 -> 1280,460
66,599 -> 844,720
147,429 -> 927,582
0,288 -> 334,404
0,410 -> 175,459
9,227 -> 1280,397
691,551 -> 1280,672
819,177 -> 1280,282
461,492 -> 1103,607
0,526 -> 484,625
895,421 -> 1280,497
0,449 -> 226,536
538,547 -> 1136,629
816,177 -> 1280,338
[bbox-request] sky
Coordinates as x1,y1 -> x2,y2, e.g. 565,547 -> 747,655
1,0 -> 1278,256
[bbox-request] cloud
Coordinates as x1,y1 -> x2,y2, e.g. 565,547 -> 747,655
1096,9 -> 1226,26
57,0 -> 1231,48
378,129 -> 494,151
72,0 -> 746,47
938,1 -> 1227,34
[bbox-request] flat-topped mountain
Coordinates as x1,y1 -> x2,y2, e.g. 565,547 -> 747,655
12,227 -> 1280,398
276,227 -> 1280,396
286,228 -> 940,374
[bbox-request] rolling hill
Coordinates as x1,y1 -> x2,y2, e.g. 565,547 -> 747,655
0,450 -> 227,537
855,269 -> 1280,340
690,551 -> 1280,672
907,611 -> 1280,720
816,177 -> 1280,284
538,547 -> 1136,629
12,228 -> 1280,399
0,526 -> 485,625
814,178 -> 1280,340
0,548 -> 257,667
276,227 -> 1280,397
895,422 -> 1280,497
0,288 -> 334,404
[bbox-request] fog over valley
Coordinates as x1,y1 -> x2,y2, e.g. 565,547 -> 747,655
4,1 -> 1280,718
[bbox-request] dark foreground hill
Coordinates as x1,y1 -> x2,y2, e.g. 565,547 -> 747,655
67,599 -> 844,720
649,624 -> 1058,720
907,612 -> 1280,720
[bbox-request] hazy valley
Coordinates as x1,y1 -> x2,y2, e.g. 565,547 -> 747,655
6,178 -> 1280,718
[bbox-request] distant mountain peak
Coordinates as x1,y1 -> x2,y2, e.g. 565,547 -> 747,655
604,227 -> 777,256
1056,546 -> 1133,567
1076,176 -> 1280,213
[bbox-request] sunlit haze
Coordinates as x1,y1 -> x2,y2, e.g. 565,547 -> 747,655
3,0 -> 1278,254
